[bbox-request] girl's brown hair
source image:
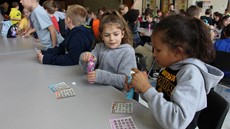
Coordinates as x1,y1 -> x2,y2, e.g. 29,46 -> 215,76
153,15 -> 215,63
98,10 -> 133,45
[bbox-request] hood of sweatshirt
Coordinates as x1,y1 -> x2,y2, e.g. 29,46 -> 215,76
169,58 -> 224,93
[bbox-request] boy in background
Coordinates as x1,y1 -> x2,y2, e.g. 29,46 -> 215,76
9,2 -> 21,25
37,4 -> 94,66
20,0 -> 64,50
89,11 -> 100,40
140,12 -> 157,44
43,1 -> 60,32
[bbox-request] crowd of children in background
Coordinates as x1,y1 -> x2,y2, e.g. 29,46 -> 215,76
1,0 -> 230,128
1,1 -> 230,50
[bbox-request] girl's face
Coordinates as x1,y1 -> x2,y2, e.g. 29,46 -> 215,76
214,15 -> 219,21
146,16 -> 153,23
101,24 -> 124,49
121,7 -> 128,15
223,18 -> 230,26
152,34 -> 183,67
157,11 -> 162,17
91,13 -> 96,19
23,9 -> 30,18
99,10 -> 104,15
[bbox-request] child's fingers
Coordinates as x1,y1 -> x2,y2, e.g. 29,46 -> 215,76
83,52 -> 93,62
88,77 -> 96,82
142,71 -> 148,78
87,71 -> 96,78
131,68 -> 140,73
134,88 -> 140,93
87,74 -> 96,83
124,84 -> 128,91
124,81 -> 131,91
82,53 -> 89,62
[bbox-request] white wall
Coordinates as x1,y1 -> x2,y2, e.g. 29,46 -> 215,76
211,0 -> 228,14
83,0 -> 227,15
187,0 -> 227,15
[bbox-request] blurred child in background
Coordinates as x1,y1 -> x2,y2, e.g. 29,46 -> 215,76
17,8 -> 30,35
9,1 -> 21,25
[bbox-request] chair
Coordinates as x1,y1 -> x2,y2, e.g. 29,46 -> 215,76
197,90 -> 229,129
212,51 -> 230,86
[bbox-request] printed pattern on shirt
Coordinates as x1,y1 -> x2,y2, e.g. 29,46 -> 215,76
156,68 -> 179,101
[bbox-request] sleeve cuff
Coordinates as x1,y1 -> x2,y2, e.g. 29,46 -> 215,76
143,87 -> 157,102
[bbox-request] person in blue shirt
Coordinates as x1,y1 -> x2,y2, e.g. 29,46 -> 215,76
37,4 -> 94,66
214,23 -> 230,77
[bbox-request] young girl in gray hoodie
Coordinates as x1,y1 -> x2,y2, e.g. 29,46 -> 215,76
125,15 -> 224,129
79,10 -> 137,90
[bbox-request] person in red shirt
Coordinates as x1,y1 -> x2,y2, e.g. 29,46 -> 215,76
89,11 -> 100,40
42,1 -> 60,32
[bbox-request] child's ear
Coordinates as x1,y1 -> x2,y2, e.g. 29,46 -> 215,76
66,17 -> 71,23
121,30 -> 125,38
175,47 -> 186,59
176,47 -> 184,54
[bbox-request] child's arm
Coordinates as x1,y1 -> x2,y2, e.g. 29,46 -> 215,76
22,28 -> 35,38
23,21 -> 31,34
48,25 -> 57,47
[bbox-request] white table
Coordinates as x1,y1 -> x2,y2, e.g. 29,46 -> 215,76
137,27 -> 153,37
0,36 -> 162,129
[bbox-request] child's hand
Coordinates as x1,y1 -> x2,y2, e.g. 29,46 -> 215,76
82,52 -> 95,62
87,70 -> 96,83
129,68 -> 152,93
37,51 -> 43,64
20,31 -> 25,36
124,76 -> 130,91
22,32 -> 30,38
140,32 -> 144,36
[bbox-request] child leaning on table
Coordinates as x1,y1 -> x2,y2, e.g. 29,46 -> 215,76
36,4 -> 94,66
125,15 -> 224,129
79,10 -> 137,90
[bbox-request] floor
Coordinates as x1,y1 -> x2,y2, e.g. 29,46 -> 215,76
138,84 -> 230,129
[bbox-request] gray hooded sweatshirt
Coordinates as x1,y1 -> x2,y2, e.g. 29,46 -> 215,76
79,43 -> 137,89
143,58 -> 224,129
